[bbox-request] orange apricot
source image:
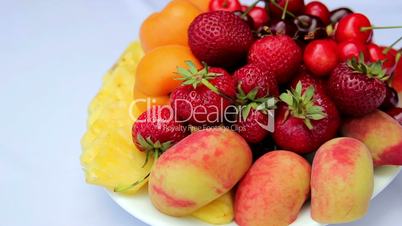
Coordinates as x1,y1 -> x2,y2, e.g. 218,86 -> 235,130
133,89 -> 170,113
135,45 -> 201,97
140,0 -> 201,53
187,0 -> 210,11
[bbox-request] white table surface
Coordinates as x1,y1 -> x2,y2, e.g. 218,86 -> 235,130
1,0 -> 401,226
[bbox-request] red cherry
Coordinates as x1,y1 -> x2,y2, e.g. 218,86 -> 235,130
304,39 -> 338,77
269,0 -> 305,18
386,107 -> 402,126
335,13 -> 373,44
304,1 -> 330,25
392,59 -> 402,92
380,86 -> 399,110
337,40 -> 368,62
248,6 -> 270,29
367,43 -> 397,73
209,0 -> 242,12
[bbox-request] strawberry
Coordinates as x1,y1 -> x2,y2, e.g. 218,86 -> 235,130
170,61 -> 236,126
232,65 -> 279,144
273,75 -> 340,154
248,35 -> 302,84
132,105 -> 189,163
234,64 -> 279,99
328,54 -> 388,116
234,96 -> 277,144
188,11 -> 254,69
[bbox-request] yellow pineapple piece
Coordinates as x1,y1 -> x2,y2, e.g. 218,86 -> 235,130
82,128 -> 153,195
191,192 -> 234,224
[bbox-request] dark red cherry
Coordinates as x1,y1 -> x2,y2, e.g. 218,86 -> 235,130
233,10 -> 255,28
294,14 -> 327,42
329,7 -> 353,24
270,18 -> 297,36
386,107 -> 402,126
381,86 -> 399,110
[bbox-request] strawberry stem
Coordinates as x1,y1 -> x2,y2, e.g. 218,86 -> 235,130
383,35 -> 402,55
279,81 -> 327,130
360,25 -> 402,32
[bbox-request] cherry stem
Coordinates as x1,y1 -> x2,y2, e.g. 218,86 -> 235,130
281,0 -> 289,20
242,0 -> 262,17
270,0 -> 295,18
383,35 -> 402,54
360,25 -> 402,32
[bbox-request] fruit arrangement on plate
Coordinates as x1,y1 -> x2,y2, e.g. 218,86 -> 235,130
81,0 -> 402,225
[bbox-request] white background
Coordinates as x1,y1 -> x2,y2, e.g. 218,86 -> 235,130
1,0 -> 401,226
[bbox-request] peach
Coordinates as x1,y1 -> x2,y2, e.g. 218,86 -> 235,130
235,151 -> 311,226
341,110 -> 402,166
148,128 -> 252,217
311,137 -> 374,224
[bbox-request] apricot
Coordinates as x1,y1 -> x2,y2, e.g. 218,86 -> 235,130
235,151 -> 311,226
140,0 -> 201,52
311,137 -> 374,223
187,0 -> 210,11
148,128 -> 252,217
135,45 -> 201,97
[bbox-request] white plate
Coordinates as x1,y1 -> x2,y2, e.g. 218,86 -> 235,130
108,166 -> 400,226
107,1 -> 402,225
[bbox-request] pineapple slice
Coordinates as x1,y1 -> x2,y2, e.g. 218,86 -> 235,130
191,192 -> 234,224
82,127 -> 153,195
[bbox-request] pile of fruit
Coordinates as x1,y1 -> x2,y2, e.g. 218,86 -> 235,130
81,0 -> 402,225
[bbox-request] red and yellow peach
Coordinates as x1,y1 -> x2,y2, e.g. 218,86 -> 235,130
311,137 -> 374,223
235,151 -> 311,226
341,110 -> 402,166
148,128 -> 252,216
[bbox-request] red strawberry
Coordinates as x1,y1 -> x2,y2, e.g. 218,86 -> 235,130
234,64 -> 279,99
132,105 -> 189,158
188,11 -> 254,69
273,74 -> 340,154
170,61 -> 236,126
328,55 -> 388,116
248,35 -> 302,84
235,108 -> 272,144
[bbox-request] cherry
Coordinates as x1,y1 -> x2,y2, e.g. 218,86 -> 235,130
386,107 -> 402,126
242,5 -> 270,29
337,40 -> 368,62
304,1 -> 330,25
268,0 -> 305,18
209,0 -> 242,12
233,10 -> 255,28
329,7 -> 353,24
380,86 -> 399,110
269,18 -> 297,36
392,57 -> 402,92
304,39 -> 338,77
335,13 -> 373,44
367,43 -> 397,74
294,14 -> 327,42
